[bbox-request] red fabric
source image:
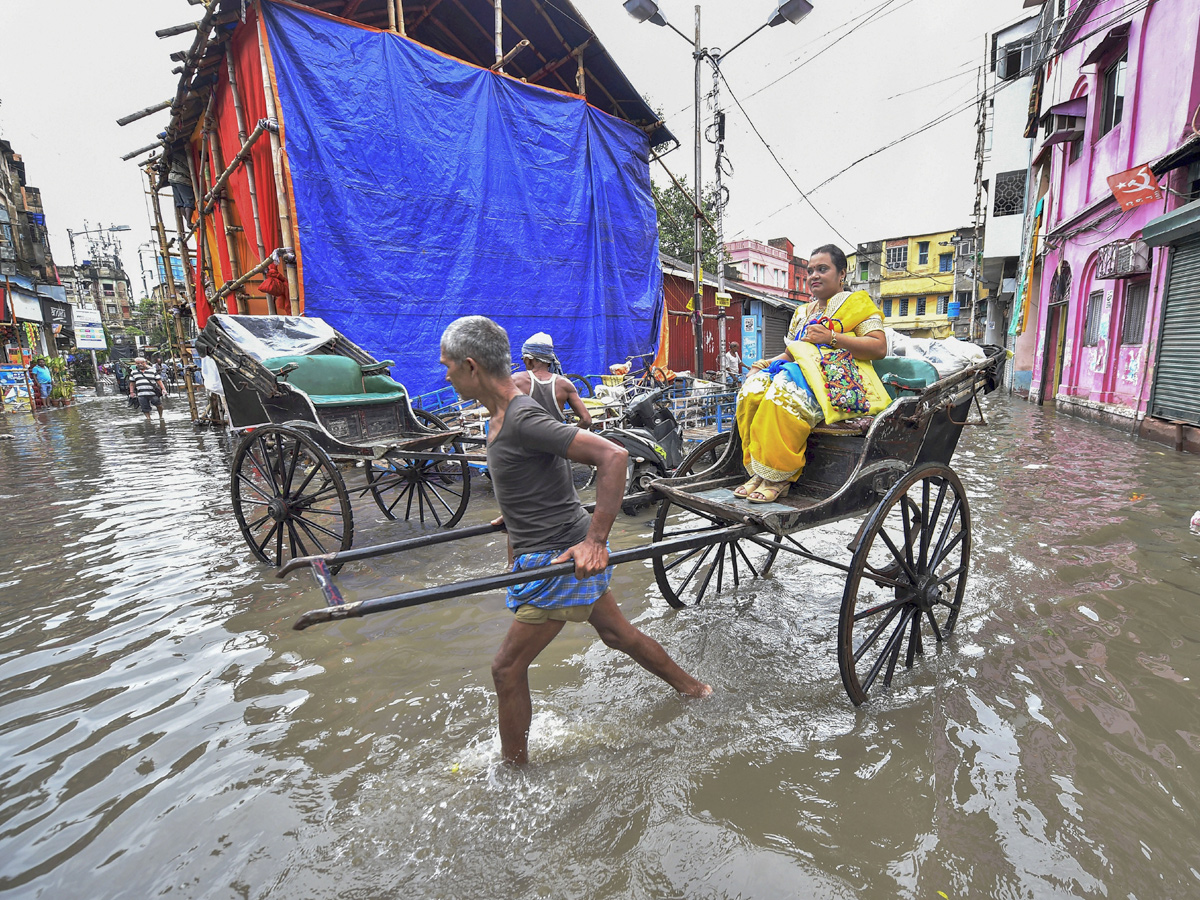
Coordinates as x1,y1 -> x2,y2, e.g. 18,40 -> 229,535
213,9 -> 283,284
188,7 -> 286,323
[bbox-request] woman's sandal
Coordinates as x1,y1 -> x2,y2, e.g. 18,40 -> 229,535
733,476 -> 763,498
748,479 -> 791,504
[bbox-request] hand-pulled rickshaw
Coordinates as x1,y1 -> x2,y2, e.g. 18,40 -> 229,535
275,340 -> 1004,706
195,315 -> 474,568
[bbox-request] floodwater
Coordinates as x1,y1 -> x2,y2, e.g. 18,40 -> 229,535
1,390 -> 1199,899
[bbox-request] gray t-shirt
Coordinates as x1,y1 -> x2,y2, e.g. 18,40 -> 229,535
486,395 -> 591,555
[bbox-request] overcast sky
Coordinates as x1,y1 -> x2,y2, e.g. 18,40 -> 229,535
0,0 -> 1030,291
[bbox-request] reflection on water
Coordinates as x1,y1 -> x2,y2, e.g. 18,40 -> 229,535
1,394 -> 1199,898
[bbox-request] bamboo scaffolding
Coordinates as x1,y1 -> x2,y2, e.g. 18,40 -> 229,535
224,50 -> 270,292
146,169 -> 200,422
206,124 -> 249,314
257,15 -> 301,310
396,0 -> 406,35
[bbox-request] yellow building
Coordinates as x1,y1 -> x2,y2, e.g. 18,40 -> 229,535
848,229 -> 989,339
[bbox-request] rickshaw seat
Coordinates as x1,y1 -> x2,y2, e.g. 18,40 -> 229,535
873,357 -> 940,400
265,355 -> 407,407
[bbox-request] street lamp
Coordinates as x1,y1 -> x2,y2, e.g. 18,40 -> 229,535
625,1 -> 811,376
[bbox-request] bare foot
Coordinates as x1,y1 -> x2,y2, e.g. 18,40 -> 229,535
681,682 -> 713,699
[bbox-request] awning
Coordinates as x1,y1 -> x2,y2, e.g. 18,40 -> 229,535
1040,96 -> 1087,146
1143,199 -> 1200,248
1081,23 -> 1129,67
6,284 -> 44,322
1045,97 -> 1087,119
1151,135 -> 1200,177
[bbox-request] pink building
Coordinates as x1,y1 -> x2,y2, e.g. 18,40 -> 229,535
724,236 -> 812,306
1029,0 -> 1200,448
724,238 -> 791,299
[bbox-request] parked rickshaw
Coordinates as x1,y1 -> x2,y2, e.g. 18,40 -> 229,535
195,314 -> 472,568
281,344 -> 1004,706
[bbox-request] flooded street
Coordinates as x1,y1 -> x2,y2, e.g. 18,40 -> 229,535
2,391 -> 1199,899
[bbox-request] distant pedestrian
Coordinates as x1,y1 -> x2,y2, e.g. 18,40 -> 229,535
128,357 -> 165,421
722,341 -> 744,385
30,358 -> 52,407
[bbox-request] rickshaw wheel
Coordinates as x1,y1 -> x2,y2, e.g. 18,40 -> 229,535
651,432 -> 781,609
231,425 -> 354,569
365,410 -> 471,528
838,463 -> 971,706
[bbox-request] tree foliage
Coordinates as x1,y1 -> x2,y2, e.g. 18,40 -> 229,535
651,176 -> 721,274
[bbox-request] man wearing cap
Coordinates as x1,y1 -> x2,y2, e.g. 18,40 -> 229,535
439,316 -> 710,766
512,331 -> 592,429
128,357 -> 165,421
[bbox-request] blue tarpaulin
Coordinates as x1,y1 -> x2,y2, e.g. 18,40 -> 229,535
262,1 -> 663,396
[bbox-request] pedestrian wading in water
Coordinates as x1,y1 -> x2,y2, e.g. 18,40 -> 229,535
439,315 -> 711,766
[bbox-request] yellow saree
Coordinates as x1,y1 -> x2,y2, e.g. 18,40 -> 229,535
735,290 -> 889,483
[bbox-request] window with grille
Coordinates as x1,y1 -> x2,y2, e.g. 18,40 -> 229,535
882,298 -> 893,318
1121,281 -> 1149,344
957,290 -> 972,306
993,170 -> 1027,217
898,298 -> 910,317
102,282 -> 115,296
918,242 -> 929,265
916,296 -> 927,316
937,294 -> 949,314
1083,290 -> 1105,346
886,246 -> 907,271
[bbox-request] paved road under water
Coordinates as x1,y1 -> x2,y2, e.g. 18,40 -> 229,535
1,391 -> 1199,899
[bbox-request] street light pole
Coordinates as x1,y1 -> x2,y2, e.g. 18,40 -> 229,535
691,5 -> 704,377
624,0 -> 814,377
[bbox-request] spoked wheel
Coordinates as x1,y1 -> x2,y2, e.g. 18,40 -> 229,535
838,463 -> 972,705
365,411 -> 471,528
676,432 -> 731,478
651,431 -> 781,609
564,373 -> 594,398
231,425 -> 354,568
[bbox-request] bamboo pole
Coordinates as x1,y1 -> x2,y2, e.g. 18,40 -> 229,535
224,50 -> 270,292
494,0 -> 503,70
386,0 -> 397,32
490,39 -> 529,71
121,140 -> 166,162
196,120 -> 269,218
213,249 -> 290,302
116,99 -> 172,127
207,124 -> 248,314
395,0 -> 406,35
145,167 -> 200,422
257,18 -> 301,311
172,205 -> 199,320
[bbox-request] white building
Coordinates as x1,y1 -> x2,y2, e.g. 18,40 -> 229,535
979,11 -> 1041,360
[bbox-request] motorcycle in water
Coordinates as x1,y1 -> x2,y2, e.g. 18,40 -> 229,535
592,387 -> 686,504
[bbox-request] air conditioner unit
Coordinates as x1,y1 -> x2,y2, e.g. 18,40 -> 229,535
1097,239 -> 1151,279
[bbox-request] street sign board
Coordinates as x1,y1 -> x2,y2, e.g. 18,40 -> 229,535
73,307 -> 107,350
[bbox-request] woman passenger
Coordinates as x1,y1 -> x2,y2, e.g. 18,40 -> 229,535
734,244 -> 889,503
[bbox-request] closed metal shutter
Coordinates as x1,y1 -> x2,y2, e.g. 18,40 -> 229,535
763,304 -> 793,357
1150,235 -> 1200,426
